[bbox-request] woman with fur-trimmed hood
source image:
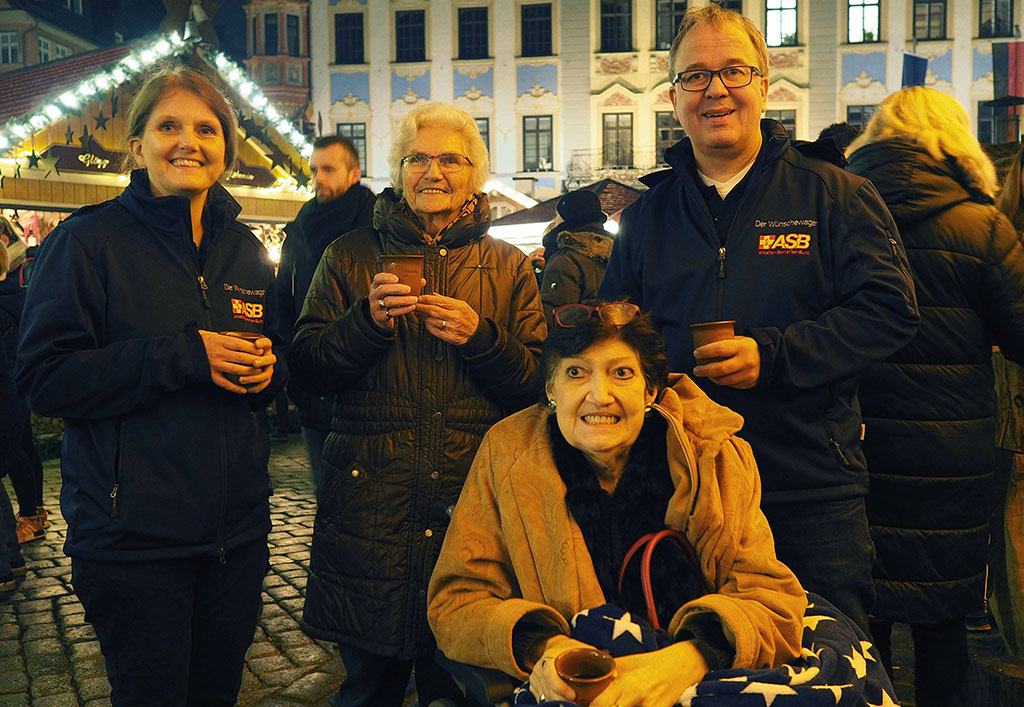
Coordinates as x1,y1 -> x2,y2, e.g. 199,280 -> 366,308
846,86 -> 1024,706
539,189 -> 614,328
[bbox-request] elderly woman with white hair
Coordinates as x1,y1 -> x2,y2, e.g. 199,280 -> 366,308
289,102 -> 546,707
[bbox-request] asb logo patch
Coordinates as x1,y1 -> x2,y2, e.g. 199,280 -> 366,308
758,233 -> 811,252
231,298 -> 264,323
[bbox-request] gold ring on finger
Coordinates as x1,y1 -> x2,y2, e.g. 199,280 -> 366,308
378,297 -> 386,309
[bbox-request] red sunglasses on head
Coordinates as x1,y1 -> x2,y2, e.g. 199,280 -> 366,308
553,303 -> 641,328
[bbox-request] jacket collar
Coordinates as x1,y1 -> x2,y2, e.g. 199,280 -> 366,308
117,169 -> 241,241
371,187 -> 491,248
651,118 -> 791,189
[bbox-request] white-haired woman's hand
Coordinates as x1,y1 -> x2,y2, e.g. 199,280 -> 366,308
414,294 -> 480,345
369,272 -> 421,329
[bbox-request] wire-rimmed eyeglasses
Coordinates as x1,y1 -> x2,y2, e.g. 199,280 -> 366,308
553,303 -> 641,328
401,153 -> 473,174
672,65 -> 763,92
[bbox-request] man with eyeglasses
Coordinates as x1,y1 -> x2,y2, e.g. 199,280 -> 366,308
599,5 -> 919,635
275,135 -> 374,497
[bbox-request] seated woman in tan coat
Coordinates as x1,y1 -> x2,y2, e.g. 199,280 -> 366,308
427,303 -> 805,706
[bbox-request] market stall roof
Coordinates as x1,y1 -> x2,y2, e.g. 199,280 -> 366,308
491,179 -> 645,228
0,32 -> 314,221
0,45 -> 134,124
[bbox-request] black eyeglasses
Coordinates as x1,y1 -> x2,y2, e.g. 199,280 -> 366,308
672,65 -> 763,92
401,153 -> 473,174
553,303 -> 641,328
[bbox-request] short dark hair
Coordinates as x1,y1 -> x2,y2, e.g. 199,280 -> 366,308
817,122 -> 861,153
541,304 -> 669,400
313,135 -> 360,169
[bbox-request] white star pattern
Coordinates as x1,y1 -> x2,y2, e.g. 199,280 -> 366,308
845,642 -> 868,679
607,612 -> 643,643
866,687 -> 901,707
740,682 -> 798,706
809,684 -> 851,704
571,608 -> 590,629
782,661 -> 821,685
803,614 -> 837,631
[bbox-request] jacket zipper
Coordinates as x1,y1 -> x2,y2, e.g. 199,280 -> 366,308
110,421 -> 122,517
824,424 -> 851,467
197,275 -> 211,309
185,237 -> 225,562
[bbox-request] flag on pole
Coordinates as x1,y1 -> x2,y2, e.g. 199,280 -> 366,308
901,54 -> 928,88
992,41 -> 1024,115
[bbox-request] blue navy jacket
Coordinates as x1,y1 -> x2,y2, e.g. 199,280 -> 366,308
600,121 -> 919,503
15,170 -> 286,561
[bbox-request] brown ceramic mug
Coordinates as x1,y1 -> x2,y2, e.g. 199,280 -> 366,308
220,331 -> 264,385
691,320 -> 736,366
377,254 -> 424,296
554,648 -> 615,706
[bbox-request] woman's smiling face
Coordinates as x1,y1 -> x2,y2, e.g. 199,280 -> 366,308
129,89 -> 226,200
401,125 -> 475,227
546,338 -> 655,473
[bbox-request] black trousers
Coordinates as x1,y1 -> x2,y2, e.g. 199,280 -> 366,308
71,538 -> 269,706
870,618 -> 968,707
331,637 -> 469,707
763,496 -> 876,635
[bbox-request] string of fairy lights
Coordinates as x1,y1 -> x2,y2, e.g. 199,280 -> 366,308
0,30 -> 314,193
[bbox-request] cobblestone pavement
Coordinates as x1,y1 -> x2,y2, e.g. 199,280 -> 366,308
0,437 -> 382,707
0,435 -> 1008,706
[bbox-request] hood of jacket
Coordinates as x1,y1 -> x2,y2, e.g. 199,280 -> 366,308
371,187 -> 491,248
554,229 -> 614,264
846,137 -> 990,227
117,169 -> 241,241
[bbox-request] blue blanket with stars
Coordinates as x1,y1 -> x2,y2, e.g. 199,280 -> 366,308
513,593 -> 899,706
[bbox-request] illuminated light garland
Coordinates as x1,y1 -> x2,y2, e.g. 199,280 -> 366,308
0,30 -> 314,195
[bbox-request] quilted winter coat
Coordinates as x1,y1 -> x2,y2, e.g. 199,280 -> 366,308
847,138 -> 1024,622
289,189 -> 546,657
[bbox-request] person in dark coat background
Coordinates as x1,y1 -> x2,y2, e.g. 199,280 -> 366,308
539,189 -> 614,328
289,102 -> 546,707
275,135 -> 374,497
846,86 -> 1024,707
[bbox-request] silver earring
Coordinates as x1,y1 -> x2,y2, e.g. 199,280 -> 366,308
547,399 -> 556,410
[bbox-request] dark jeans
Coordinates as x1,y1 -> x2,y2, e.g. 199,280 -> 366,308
71,538 -> 269,706
332,638 -> 469,707
9,405 -> 43,517
762,496 -> 875,635
871,618 -> 968,707
302,426 -> 328,502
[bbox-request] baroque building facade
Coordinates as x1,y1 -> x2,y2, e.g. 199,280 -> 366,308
310,0 -> 1024,197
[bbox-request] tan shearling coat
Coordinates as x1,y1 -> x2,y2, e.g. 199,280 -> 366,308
427,374 -> 806,679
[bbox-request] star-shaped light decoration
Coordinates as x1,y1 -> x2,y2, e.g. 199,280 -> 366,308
94,111 -> 109,130
64,124 -> 75,145
26,151 -> 41,169
79,125 -> 94,151
606,612 -> 643,643
38,152 -> 60,178
739,681 -> 797,707
294,171 -> 309,189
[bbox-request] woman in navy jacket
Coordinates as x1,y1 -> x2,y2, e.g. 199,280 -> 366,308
15,68 -> 286,706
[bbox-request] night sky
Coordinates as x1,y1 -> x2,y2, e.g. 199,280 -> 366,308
116,0 -> 248,61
